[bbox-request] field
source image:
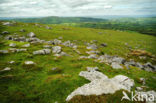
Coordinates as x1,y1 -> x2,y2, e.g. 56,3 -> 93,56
0,22 -> 156,103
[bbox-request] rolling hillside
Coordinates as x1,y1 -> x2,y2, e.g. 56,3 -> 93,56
0,21 -> 156,103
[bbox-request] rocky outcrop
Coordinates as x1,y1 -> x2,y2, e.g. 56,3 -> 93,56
66,70 -> 134,101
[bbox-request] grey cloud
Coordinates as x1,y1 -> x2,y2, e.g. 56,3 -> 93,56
0,0 -> 155,17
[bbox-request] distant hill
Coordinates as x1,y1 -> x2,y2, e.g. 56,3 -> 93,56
5,16 -> 107,24
65,17 -> 156,36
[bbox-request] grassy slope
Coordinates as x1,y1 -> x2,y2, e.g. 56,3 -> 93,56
0,22 -> 156,103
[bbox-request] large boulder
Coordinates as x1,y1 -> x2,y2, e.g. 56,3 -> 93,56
66,70 -> 134,101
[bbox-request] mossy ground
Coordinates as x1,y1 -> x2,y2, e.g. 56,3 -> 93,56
0,22 -> 156,103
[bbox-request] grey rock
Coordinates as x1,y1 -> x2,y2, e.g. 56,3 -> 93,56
33,49 -> 51,55
87,44 -> 98,50
86,67 -> 99,72
0,67 -> 11,72
66,70 -> 134,101
20,29 -> 26,32
24,61 -> 35,65
79,56 -> 88,59
52,46 -> 62,54
112,57 -> 125,64
53,39 -> 62,45
111,62 -> 123,69
26,38 -> 40,42
16,49 -> 27,52
0,50 -> 9,54
136,87 -> 143,91
45,26 -> 52,29
43,45 -> 52,49
142,62 -> 156,72
22,44 -> 30,48
2,31 -> 9,35
101,43 -> 107,47
88,54 -> 98,59
86,50 -> 99,55
2,22 -> 14,26
9,61 -> 15,64
9,43 -> 16,47
27,32 -> 36,38
139,78 -> 146,85
5,35 -> 13,40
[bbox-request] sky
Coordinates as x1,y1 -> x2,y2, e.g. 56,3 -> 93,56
0,0 -> 156,17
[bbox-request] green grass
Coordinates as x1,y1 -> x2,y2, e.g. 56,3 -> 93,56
0,22 -> 156,103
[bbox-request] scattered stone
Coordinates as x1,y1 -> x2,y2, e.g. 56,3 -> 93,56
2,22 -> 14,26
0,50 -> 9,54
88,54 -> 98,59
49,67 -> 62,74
53,39 -> 62,45
9,43 -> 16,47
45,26 -> 52,29
86,67 -> 99,72
79,56 -> 88,59
22,44 -> 30,48
139,78 -> 146,85
142,62 -> 156,72
112,57 -> 125,64
20,29 -> 26,32
86,50 -> 99,55
73,45 -> 77,49
33,49 -> 51,55
52,46 -> 62,54
27,32 -> 36,38
54,52 -> 69,57
43,45 -> 52,49
66,70 -> 134,101
16,49 -> 27,52
111,62 -> 123,69
91,40 -> 98,43
24,61 -> 36,65
0,67 -> 11,72
9,61 -> 15,64
101,43 -> 107,47
5,35 -> 13,40
87,44 -> 98,50
2,31 -> 9,35
136,87 -> 143,91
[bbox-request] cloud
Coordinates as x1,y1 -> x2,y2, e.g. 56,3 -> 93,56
0,0 -> 155,17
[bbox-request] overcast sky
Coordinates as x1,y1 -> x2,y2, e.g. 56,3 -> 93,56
0,0 -> 155,17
